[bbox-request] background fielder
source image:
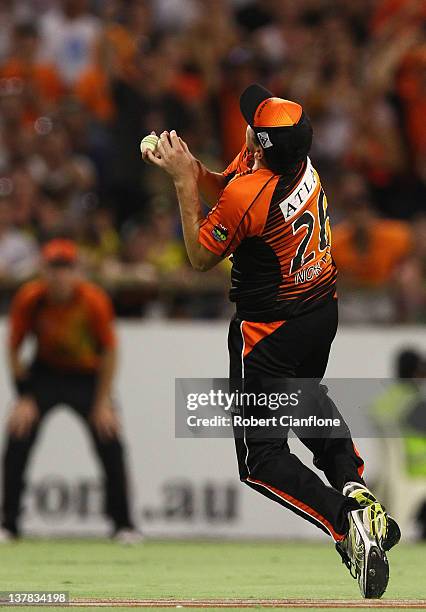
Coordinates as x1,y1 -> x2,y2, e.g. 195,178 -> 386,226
1,239 -> 140,542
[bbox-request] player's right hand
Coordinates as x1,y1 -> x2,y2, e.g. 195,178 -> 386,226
8,397 -> 39,439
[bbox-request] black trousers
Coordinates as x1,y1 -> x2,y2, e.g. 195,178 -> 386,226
229,298 -> 364,541
1,363 -> 133,535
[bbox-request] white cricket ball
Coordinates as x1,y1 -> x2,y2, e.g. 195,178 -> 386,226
140,134 -> 159,155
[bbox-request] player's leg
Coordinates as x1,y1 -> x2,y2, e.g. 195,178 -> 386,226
228,314 -> 360,541
291,298 -> 366,491
87,418 -> 135,534
289,299 -> 399,596
295,388 -> 366,491
1,369 -> 54,537
292,299 -> 400,552
64,373 -> 136,535
2,425 -> 41,537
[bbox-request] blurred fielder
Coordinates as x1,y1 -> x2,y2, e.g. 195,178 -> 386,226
143,84 -> 401,598
1,239 -> 141,543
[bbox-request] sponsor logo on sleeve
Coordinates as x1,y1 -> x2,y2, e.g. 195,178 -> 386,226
212,224 -> 229,243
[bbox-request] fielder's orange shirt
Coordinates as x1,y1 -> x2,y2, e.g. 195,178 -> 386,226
9,280 -> 116,372
199,154 -> 336,322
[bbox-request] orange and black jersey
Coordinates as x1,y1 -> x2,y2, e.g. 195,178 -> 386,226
223,146 -> 253,181
199,155 -> 336,322
9,280 -> 116,372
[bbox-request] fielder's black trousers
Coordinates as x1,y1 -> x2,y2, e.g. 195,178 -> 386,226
1,363 -> 133,535
229,298 -> 364,541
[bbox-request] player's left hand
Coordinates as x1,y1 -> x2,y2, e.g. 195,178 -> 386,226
90,399 -> 120,441
145,130 -> 195,183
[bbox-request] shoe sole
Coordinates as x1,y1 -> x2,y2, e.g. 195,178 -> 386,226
363,545 -> 389,598
352,509 -> 389,599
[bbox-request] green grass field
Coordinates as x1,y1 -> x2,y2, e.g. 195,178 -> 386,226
0,539 -> 425,610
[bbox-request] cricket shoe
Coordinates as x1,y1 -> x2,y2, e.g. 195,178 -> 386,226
336,507 -> 389,598
0,527 -> 16,543
343,482 -> 401,551
112,528 -> 144,544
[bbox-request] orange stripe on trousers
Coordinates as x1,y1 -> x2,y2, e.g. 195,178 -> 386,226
352,443 -> 365,478
246,477 -> 346,542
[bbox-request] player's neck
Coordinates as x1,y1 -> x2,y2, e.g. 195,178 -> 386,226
252,158 -> 268,172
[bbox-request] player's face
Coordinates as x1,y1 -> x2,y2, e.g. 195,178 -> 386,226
44,263 -> 79,300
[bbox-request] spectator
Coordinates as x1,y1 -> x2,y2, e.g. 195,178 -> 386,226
39,0 -> 101,86
77,206 -> 121,274
0,195 -> 38,281
0,21 -> 64,124
144,205 -> 187,276
396,213 -> 426,322
8,165 -> 38,230
153,0 -> 199,32
332,174 -> 413,288
28,125 -> 96,219
0,86 -> 33,171
33,187 -> 69,244
396,44 -> 426,179
102,222 -> 158,317
102,0 -> 153,82
332,173 -> 414,322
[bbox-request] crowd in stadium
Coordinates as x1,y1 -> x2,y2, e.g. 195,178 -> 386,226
0,0 -> 424,321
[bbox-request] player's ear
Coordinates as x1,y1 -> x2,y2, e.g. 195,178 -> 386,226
251,131 -> 264,161
254,146 -> 264,161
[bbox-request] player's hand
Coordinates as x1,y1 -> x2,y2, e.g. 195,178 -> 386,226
146,130 -> 195,182
8,397 -> 39,439
90,399 -> 120,441
178,136 -> 200,180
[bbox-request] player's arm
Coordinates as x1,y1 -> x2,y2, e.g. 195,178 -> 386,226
146,131 -> 222,271
7,287 -> 40,438
91,344 -> 120,441
176,138 -> 225,206
8,288 -> 34,395
89,291 -> 121,440
178,138 -> 250,207
94,345 -> 117,411
194,162 -> 226,207
8,346 -> 25,389
174,173 -> 222,271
